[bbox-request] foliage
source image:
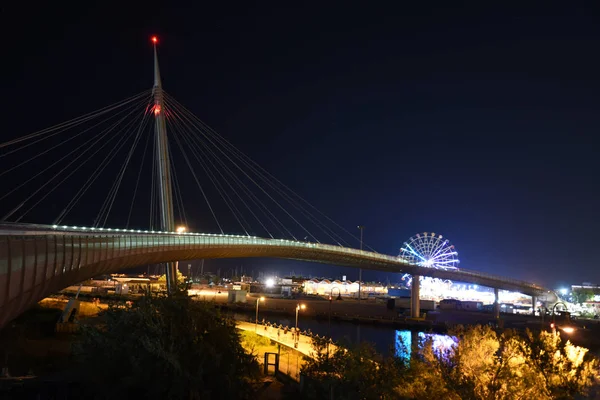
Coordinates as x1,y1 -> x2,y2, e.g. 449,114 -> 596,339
240,330 -> 273,354
301,336 -> 406,399
526,329 -> 599,399
74,292 -> 260,399
571,288 -> 594,305
302,325 -> 599,400
157,269 -> 186,284
579,309 -> 598,319
397,325 -> 599,400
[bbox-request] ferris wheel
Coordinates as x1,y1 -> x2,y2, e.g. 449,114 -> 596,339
399,232 -> 460,270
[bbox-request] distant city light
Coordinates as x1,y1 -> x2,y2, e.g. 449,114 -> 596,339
559,288 -> 568,296
265,278 -> 275,288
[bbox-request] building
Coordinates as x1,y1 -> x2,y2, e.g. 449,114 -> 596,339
571,283 -> 600,302
112,277 -> 161,294
228,290 -> 247,303
61,276 -> 161,295
249,282 -> 297,298
302,279 -> 387,297
571,283 -> 600,293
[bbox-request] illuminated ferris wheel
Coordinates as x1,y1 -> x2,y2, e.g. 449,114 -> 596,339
399,232 -> 460,270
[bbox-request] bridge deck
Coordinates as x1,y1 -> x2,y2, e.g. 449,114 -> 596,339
0,223 -> 554,328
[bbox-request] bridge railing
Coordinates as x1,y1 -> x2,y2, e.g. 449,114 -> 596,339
152,233 -> 546,292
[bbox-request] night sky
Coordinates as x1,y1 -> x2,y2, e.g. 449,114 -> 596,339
2,4 -> 600,288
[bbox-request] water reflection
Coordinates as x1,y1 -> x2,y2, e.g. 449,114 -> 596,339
395,331 -> 456,361
395,331 -> 413,360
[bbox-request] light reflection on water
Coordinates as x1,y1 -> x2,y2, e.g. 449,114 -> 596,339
395,331 -> 457,361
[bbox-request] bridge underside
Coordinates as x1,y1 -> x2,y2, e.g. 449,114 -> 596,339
0,231 -> 556,328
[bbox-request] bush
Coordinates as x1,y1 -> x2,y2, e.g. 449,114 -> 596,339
240,330 -> 273,349
398,325 -> 599,399
74,292 -> 260,399
301,336 -> 406,399
303,325 -> 599,400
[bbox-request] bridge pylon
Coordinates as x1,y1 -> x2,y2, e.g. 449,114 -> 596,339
152,36 -> 178,293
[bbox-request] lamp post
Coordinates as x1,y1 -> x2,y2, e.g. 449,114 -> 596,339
295,304 -> 306,348
357,226 -> 364,302
255,296 -> 265,333
328,288 -> 342,336
328,287 -> 341,357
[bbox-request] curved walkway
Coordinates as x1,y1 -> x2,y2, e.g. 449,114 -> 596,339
236,320 -> 322,357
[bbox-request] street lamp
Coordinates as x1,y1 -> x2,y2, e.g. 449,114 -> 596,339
328,287 -> 342,333
560,326 -> 576,334
255,296 -> 265,333
172,226 -> 187,280
328,287 -> 342,356
357,225 -> 364,302
295,304 -> 306,348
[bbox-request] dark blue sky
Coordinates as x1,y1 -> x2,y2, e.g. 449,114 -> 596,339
2,4 -> 600,287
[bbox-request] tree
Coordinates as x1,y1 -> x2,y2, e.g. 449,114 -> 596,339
301,336 -> 406,399
301,325 -> 599,400
525,329 -> 599,399
571,288 -> 594,305
157,269 -> 186,284
74,292 -> 260,399
397,325 -> 599,400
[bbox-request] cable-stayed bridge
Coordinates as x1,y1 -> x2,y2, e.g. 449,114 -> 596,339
0,37 -> 556,328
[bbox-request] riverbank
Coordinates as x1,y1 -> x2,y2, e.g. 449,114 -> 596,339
217,296 -> 445,333
39,291 -> 600,353
0,298 -> 301,399
223,297 -> 600,355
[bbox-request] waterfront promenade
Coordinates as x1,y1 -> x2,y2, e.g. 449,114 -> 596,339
236,320 -> 329,357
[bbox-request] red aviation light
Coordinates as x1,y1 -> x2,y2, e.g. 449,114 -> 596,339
151,36 -> 158,44
153,104 -> 161,115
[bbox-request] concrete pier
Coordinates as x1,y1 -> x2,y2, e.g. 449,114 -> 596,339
493,287 -> 500,319
411,275 -> 421,318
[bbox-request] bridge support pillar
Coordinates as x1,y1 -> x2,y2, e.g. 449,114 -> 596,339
493,287 -> 500,319
411,275 -> 420,319
531,295 -> 537,316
